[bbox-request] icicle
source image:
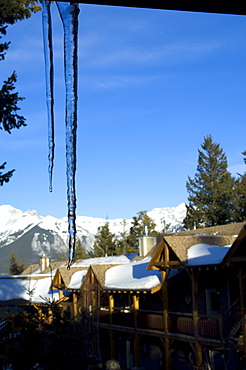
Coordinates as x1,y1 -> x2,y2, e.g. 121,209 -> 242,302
42,0 -> 55,193
56,2 -> 79,270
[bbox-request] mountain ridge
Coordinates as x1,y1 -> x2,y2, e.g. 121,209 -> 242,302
0,203 -> 186,273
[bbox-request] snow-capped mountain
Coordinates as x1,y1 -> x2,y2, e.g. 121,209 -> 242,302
0,203 -> 186,273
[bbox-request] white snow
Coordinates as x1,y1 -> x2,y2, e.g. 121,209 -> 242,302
68,270 -> 87,289
187,243 -> 231,266
148,202 -> 186,232
72,255 -> 131,267
105,257 -> 161,290
0,275 -> 59,303
0,242 -> 234,303
0,203 -> 186,254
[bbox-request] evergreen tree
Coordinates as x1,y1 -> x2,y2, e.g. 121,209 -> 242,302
93,221 -> 115,257
0,161 -> 14,185
127,211 -> 157,250
159,219 -> 171,233
236,174 -> 246,221
235,150 -> 246,222
243,150 -> 246,161
8,301 -> 97,370
183,135 -> 238,229
114,219 -> 136,255
75,238 -> 88,260
9,251 -> 26,274
0,0 -> 41,185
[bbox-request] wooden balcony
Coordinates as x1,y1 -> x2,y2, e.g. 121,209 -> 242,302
95,308 -> 227,341
170,314 -> 220,339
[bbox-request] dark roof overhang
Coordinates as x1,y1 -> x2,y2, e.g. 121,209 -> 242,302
58,1 -> 246,16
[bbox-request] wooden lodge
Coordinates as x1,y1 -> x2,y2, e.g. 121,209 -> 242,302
2,224 -> 246,369
47,222 -> 246,369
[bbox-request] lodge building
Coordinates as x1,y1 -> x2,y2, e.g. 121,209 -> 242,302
49,222 -> 246,369
1,223 -> 246,369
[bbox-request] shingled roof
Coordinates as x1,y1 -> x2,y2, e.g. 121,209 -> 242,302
21,261 -> 66,275
164,235 -> 237,263
148,223 -> 246,271
91,264 -> 121,288
56,266 -> 88,289
174,222 -> 246,237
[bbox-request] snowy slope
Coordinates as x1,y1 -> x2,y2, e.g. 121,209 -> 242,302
0,203 -> 186,246
0,203 -> 186,272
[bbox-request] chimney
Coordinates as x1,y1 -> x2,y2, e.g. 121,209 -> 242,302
144,224 -> 148,236
40,254 -> 50,273
138,235 -> 157,257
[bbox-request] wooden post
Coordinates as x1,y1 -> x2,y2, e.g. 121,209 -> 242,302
109,294 -> 114,324
164,241 -> 169,264
109,294 -> 115,359
73,293 -> 78,322
239,267 -> 246,365
162,270 -> 171,370
133,294 -> 139,311
47,307 -> 53,324
191,270 -> 202,368
133,295 -> 140,367
91,270 -> 96,320
58,273 -> 63,299
72,293 -> 78,334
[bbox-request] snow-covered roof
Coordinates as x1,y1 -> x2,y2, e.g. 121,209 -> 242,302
164,235 -> 235,264
186,243 -> 231,266
67,270 -> 87,289
104,257 -> 162,291
72,255 -> 131,267
0,275 -> 59,303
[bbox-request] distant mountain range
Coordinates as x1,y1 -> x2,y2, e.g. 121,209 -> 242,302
0,204 -> 186,273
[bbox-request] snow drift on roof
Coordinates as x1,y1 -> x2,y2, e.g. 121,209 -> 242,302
105,257 -> 161,290
72,255 -> 131,267
68,270 -> 87,289
187,243 -> 231,266
0,276 -> 59,303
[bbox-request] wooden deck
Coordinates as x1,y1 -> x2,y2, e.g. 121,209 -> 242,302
95,307 -> 242,346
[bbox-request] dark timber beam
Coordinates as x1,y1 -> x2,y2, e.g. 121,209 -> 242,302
58,1 -> 246,16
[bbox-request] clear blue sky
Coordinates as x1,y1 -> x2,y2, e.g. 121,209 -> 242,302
1,4 -> 246,219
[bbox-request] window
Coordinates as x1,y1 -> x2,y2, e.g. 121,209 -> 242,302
5,307 -> 10,315
14,307 -> 20,314
206,289 -> 219,316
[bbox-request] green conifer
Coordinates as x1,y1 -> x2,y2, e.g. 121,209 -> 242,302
183,135 -> 237,229
114,219 -> 136,255
93,221 -> 115,257
235,150 -> 246,222
9,251 -> 26,274
75,238 -> 88,260
0,0 -> 41,186
127,211 -> 157,250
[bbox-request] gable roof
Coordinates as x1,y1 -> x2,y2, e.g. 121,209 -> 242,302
0,275 -> 59,303
103,257 -> 162,292
221,225 -> 246,266
165,235 -> 236,264
148,233 -> 238,271
90,264 -> 120,288
52,266 -> 88,290
21,261 -> 66,275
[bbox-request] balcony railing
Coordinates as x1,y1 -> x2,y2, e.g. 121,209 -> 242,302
96,308 -> 220,338
95,305 -> 242,343
169,313 -> 220,339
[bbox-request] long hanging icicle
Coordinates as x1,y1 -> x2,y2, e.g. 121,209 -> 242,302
42,0 -> 55,193
42,1 -> 79,270
56,2 -> 79,270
